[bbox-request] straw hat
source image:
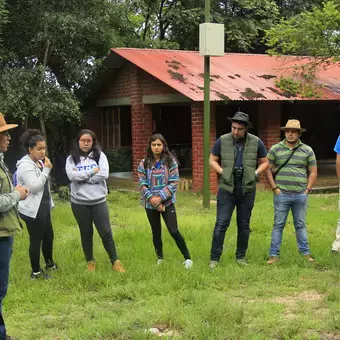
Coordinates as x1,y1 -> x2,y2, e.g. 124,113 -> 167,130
0,113 -> 18,133
280,119 -> 306,132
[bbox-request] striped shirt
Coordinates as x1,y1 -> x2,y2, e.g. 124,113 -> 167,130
137,158 -> 179,209
268,139 -> 317,193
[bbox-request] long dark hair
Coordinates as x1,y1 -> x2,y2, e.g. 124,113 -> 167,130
20,129 -> 45,152
144,134 -> 178,169
70,129 -> 102,165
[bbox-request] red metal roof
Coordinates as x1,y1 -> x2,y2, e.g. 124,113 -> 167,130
109,48 -> 340,101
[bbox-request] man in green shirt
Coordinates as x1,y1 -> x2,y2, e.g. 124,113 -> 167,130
0,113 -> 28,339
265,119 -> 317,264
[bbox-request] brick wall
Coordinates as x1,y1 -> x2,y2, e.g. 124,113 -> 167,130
192,102 -> 218,193
130,66 -> 153,181
257,101 -> 282,150
257,101 -> 282,187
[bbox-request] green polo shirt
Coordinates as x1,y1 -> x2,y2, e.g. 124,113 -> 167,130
268,139 -> 316,193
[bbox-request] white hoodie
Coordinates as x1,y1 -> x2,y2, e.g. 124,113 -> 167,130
16,155 -> 54,218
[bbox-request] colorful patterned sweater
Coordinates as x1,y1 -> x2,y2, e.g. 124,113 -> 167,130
137,158 -> 179,209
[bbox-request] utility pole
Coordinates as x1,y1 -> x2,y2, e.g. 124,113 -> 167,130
203,0 -> 211,208
200,0 -> 224,208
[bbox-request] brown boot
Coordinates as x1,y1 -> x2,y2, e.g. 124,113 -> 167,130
304,254 -> 315,262
87,261 -> 96,272
112,260 -> 126,273
267,256 -> 279,265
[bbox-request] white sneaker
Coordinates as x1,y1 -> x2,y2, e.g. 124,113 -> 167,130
156,259 -> 164,265
183,259 -> 193,269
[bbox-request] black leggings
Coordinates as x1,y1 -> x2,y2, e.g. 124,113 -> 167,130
71,201 -> 118,263
145,204 -> 191,260
20,202 -> 55,272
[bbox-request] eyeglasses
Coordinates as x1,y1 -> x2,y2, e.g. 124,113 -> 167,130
79,139 -> 93,144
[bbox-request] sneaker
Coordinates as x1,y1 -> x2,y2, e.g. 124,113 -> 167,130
208,260 -> 219,269
87,261 -> 96,272
45,262 -> 58,271
267,256 -> 279,265
236,258 -> 249,266
183,259 -> 193,269
112,260 -> 126,273
304,254 -> 316,262
31,270 -> 50,280
156,258 -> 164,265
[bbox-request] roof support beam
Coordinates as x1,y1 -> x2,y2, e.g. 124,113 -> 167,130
143,94 -> 191,104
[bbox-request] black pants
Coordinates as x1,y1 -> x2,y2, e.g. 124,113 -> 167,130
20,202 -> 54,272
71,201 -> 118,263
210,188 -> 255,261
145,204 -> 191,260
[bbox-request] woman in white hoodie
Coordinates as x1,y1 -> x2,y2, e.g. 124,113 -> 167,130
16,129 -> 57,279
65,129 -> 125,273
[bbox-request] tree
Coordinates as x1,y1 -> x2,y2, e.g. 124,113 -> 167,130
265,1 -> 340,58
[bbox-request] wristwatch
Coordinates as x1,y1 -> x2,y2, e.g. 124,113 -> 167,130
255,170 -> 259,178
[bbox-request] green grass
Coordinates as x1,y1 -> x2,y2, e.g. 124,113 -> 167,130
5,191 -> 340,339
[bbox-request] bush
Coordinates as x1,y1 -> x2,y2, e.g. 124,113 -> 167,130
105,147 -> 132,173
58,186 -> 70,201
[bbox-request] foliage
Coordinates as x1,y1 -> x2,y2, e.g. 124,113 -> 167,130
275,65 -> 323,98
265,1 -> 340,58
6,190 -> 340,338
105,147 -> 133,172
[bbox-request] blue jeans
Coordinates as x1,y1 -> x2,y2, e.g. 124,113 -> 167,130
0,236 -> 13,339
269,193 -> 310,257
210,188 -> 255,261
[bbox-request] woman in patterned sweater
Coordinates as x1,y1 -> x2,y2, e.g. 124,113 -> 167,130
138,134 -> 193,269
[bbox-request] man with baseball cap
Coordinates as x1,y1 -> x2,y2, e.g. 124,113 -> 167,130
0,113 -> 28,339
208,111 -> 269,268
265,119 -> 317,264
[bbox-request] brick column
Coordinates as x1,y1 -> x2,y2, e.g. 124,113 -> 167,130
257,101 -> 282,188
191,102 -> 217,193
257,101 -> 282,150
130,66 -> 153,182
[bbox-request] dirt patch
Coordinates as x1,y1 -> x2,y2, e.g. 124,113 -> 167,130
273,290 -> 324,305
319,331 -> 340,339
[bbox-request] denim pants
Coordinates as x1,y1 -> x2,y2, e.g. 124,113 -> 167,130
332,187 -> 340,251
269,193 -> 310,257
210,188 -> 255,261
0,236 -> 13,339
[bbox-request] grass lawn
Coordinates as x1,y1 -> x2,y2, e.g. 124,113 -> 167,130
5,190 -> 340,339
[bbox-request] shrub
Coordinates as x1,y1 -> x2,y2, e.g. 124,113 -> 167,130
105,147 -> 132,173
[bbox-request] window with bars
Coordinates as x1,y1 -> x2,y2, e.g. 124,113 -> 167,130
101,107 -> 121,149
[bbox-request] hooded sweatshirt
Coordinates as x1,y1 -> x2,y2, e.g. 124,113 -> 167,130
65,151 -> 109,205
16,154 -> 54,218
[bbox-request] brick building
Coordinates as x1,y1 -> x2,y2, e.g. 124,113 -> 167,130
86,48 -> 340,192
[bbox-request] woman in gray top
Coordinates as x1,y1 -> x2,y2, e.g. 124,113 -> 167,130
65,129 -> 125,273
16,129 -> 57,279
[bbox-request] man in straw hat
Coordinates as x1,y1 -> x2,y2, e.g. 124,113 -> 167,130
0,113 -> 28,339
330,135 -> 340,253
208,111 -> 269,268
265,119 -> 317,264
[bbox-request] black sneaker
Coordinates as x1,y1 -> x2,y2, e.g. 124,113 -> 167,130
31,270 -> 51,280
45,263 -> 58,271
